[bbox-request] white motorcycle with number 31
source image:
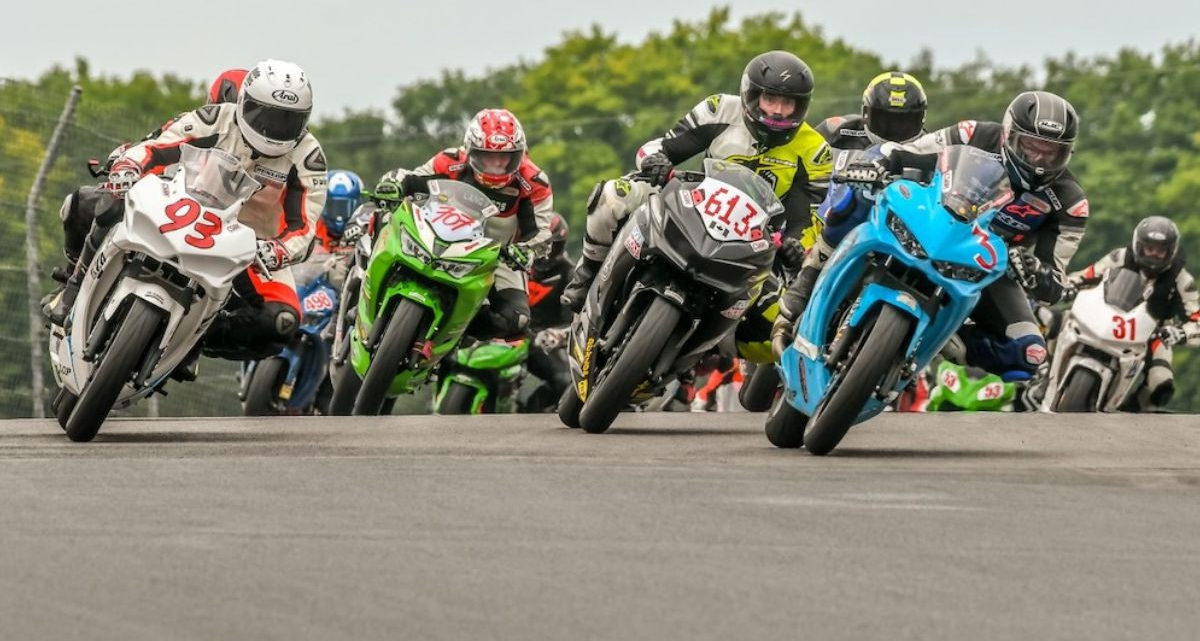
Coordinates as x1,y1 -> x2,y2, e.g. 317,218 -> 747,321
1042,266 -> 1158,412
48,145 -> 261,441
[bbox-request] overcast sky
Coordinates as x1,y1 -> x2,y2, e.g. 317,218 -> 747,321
4,1 -> 1197,118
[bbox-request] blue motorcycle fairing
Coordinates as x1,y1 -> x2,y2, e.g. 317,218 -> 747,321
780,171 -> 1010,425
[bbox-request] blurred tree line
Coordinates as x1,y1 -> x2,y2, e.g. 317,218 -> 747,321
2,7 -> 1199,413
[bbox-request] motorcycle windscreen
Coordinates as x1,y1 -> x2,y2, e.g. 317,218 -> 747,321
1103,267 -> 1145,312
938,146 -> 1013,221
178,144 -> 261,209
421,180 -> 502,243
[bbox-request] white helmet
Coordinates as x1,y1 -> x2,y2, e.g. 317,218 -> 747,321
237,59 -> 313,157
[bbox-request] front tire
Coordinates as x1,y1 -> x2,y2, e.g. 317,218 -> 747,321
437,381 -> 480,415
739,362 -> 780,412
804,304 -> 912,456
242,357 -> 287,416
1057,368 -> 1100,412
578,297 -> 682,433
65,299 -> 162,442
353,299 -> 427,415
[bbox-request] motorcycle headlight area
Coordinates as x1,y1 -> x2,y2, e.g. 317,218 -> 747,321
400,229 -> 477,277
886,210 -> 928,259
932,260 -> 988,283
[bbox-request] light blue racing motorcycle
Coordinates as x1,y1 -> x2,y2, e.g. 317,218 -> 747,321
768,145 -> 1015,454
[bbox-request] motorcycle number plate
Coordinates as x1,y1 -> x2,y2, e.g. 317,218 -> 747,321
690,178 -> 768,243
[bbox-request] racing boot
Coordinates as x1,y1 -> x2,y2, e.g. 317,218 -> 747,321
560,255 -> 602,313
770,264 -> 820,358
44,228 -> 104,326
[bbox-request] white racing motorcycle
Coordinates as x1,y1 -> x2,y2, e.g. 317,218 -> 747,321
48,145 -> 261,441
1041,266 -> 1159,412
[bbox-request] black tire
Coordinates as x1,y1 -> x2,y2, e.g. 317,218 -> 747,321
353,299 -> 426,415
739,362 -> 781,412
804,305 -> 912,456
557,384 -> 583,428
1057,369 -> 1100,412
380,397 -> 397,415
764,393 -> 807,448
65,299 -> 162,442
327,361 -> 361,416
438,381 -> 480,415
242,357 -> 287,416
54,388 -> 78,431
579,297 -> 681,433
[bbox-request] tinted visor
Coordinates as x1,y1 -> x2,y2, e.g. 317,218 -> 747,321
468,149 -> 522,177
324,197 -> 358,221
866,107 -> 924,142
1007,130 -> 1071,175
242,96 -> 309,141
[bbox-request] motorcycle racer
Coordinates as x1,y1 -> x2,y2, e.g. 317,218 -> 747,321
47,59 -> 327,363
1067,216 -> 1200,408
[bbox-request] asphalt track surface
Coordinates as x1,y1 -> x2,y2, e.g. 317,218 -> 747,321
1,411 -> 1198,641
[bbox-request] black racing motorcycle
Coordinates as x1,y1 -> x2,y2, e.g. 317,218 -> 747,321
559,159 -> 780,432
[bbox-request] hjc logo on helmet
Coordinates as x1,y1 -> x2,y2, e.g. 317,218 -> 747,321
272,89 -> 300,104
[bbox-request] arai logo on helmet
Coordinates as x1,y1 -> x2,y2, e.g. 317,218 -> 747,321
487,133 -> 511,146
1036,119 -> 1064,134
272,89 -> 300,105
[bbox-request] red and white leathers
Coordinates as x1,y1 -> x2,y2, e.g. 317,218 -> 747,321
379,147 -> 553,338
116,101 -> 328,356
384,147 -> 554,292
1069,247 -> 1200,407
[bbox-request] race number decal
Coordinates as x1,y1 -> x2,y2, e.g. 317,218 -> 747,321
972,225 -> 998,270
1112,315 -> 1138,341
158,197 -> 223,249
423,203 -> 482,242
690,177 -> 768,242
302,289 -> 335,314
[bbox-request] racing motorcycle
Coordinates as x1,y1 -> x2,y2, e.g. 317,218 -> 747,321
239,263 -> 340,415
559,159 -> 779,433
768,145 -> 1014,454
327,181 -> 519,415
433,336 -> 529,414
1041,266 -> 1160,412
48,145 -> 261,441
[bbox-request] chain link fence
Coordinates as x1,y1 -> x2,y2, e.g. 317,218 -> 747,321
0,79 -> 253,417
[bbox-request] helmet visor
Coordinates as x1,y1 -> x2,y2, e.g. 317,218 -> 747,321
1007,130 -> 1071,176
1137,239 -> 1173,271
865,107 -> 924,142
468,149 -> 522,177
324,197 -> 358,223
242,96 -> 310,141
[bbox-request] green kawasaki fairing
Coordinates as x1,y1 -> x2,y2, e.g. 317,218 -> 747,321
349,181 -> 504,397
434,338 -> 530,414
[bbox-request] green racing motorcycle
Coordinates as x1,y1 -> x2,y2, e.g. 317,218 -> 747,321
328,180 -> 518,415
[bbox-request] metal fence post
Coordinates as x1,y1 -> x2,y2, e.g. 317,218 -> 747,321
24,85 -> 82,418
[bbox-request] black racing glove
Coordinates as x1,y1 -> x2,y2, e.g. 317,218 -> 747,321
638,152 -> 674,187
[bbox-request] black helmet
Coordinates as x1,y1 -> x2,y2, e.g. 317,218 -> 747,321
1001,90 -> 1078,190
532,213 -> 568,275
861,71 -> 928,143
1131,216 -> 1180,275
740,51 -> 814,148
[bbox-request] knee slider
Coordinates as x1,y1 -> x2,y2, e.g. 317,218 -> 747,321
262,302 -> 299,341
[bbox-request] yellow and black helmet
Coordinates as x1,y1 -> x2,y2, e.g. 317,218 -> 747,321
861,71 -> 928,143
